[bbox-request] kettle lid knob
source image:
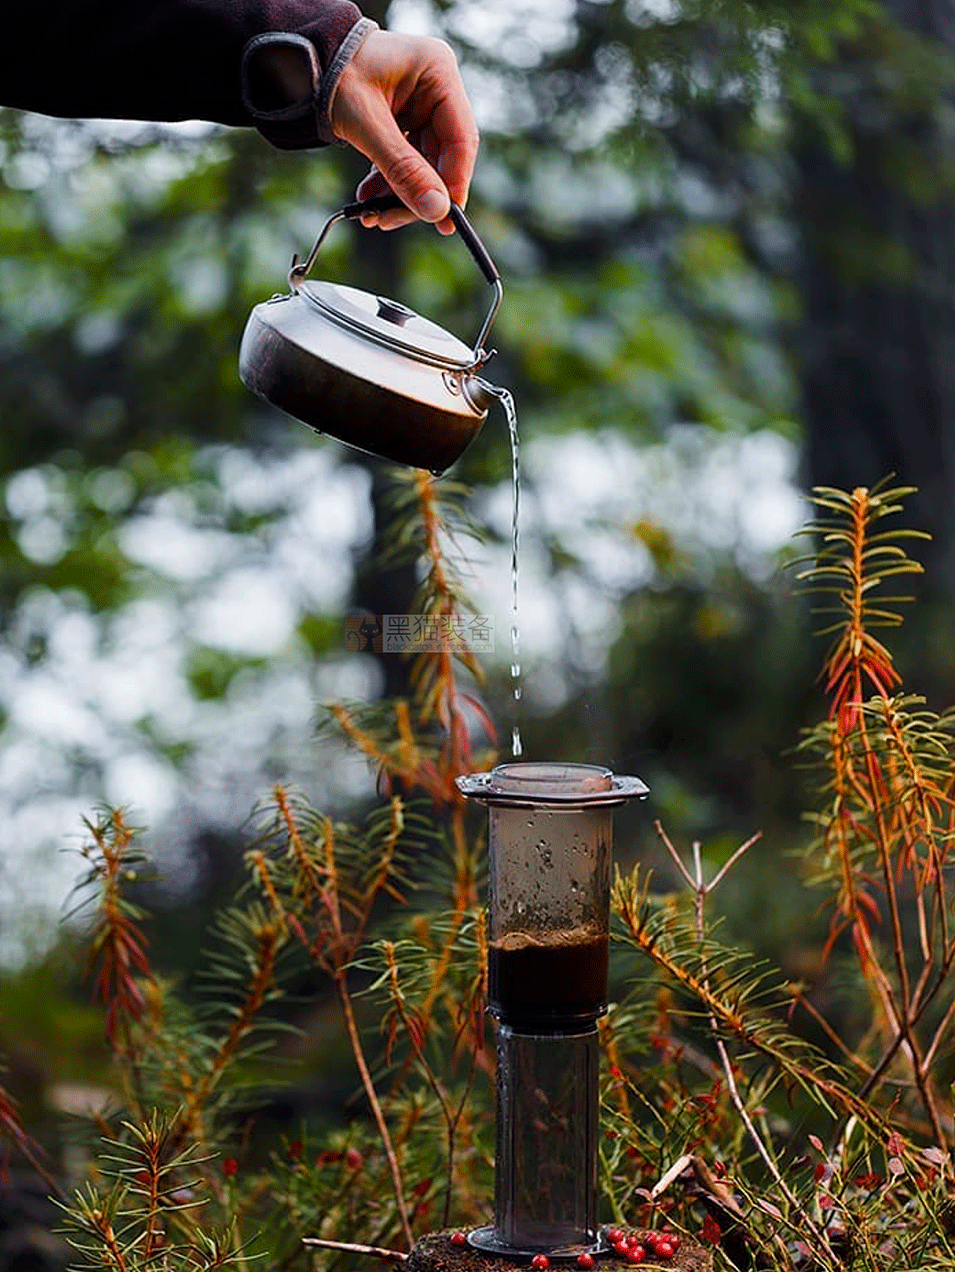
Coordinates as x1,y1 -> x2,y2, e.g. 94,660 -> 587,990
376,297 -> 415,327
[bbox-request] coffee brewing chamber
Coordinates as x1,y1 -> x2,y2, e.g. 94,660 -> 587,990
457,762 -> 648,1257
486,764 -> 616,1032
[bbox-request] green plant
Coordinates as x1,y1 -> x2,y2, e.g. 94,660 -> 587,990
50,471 -> 494,1271
2,478 -> 955,1272
603,482 -> 954,1269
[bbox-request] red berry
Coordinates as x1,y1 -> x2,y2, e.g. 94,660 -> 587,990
657,1243 -> 675,1260
606,1229 -> 623,1244
531,1256 -> 550,1270
625,1250 -> 644,1266
577,1256 -> 595,1269
612,1243 -> 628,1257
221,1157 -> 238,1178
450,1233 -> 467,1247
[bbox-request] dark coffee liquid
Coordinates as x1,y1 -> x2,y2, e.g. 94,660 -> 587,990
488,928 -> 609,1029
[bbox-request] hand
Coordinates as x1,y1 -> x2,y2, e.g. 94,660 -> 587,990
328,29 -> 479,234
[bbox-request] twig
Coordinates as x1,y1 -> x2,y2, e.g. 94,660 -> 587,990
707,832 -> 764,894
655,822 -> 762,896
854,720 -> 947,1146
384,945 -> 457,1223
10,1136 -> 65,1201
687,838 -> 842,1270
923,991 -> 955,1071
303,1238 -> 408,1262
651,1153 -> 694,1198
789,986 -> 873,1075
336,971 -> 415,1250
655,821 -> 696,890
442,982 -> 486,1227
276,791 -> 415,1251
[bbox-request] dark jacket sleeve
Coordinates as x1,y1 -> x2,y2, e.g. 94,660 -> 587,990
2,0 -> 368,149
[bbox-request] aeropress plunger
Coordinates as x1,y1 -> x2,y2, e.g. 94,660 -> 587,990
456,763 -> 648,1260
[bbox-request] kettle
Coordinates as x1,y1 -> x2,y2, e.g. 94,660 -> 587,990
238,195 -> 503,474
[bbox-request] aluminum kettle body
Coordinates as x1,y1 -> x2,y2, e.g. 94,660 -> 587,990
239,198 -> 503,475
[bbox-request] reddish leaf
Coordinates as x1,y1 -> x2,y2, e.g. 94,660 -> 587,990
700,1214 -> 721,1245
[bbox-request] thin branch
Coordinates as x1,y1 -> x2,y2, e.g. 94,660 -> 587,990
650,1152 -> 694,1198
707,831 -> 763,894
384,945 -> 457,1225
789,986 -> 873,1076
335,971 -> 414,1251
190,925 -> 279,1115
687,840 -> 842,1269
303,1238 -> 407,1262
923,992 -> 955,1071
655,820 -> 696,890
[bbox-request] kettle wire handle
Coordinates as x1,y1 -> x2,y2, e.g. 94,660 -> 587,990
343,195 -> 500,287
288,195 -> 503,364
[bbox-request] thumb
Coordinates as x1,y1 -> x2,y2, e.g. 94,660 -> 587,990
357,106 -> 450,223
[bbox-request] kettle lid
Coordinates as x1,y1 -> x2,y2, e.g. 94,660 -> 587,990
301,280 -> 477,370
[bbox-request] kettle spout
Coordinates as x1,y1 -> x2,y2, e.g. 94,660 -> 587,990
464,374 -> 502,415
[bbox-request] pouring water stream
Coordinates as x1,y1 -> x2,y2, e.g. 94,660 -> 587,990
485,384 -> 522,759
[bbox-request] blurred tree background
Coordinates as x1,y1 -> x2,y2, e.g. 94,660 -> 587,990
2,0 -> 955,1258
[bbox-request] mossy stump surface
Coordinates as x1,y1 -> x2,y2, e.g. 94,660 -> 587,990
408,1233 -> 712,1272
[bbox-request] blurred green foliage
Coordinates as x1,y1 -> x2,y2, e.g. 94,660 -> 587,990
2,5 -> 955,1253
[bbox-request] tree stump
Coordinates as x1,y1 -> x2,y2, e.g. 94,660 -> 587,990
408,1233 -> 712,1272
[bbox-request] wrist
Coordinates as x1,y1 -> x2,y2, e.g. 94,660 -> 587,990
318,17 -> 379,143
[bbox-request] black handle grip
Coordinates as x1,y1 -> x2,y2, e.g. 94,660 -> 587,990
341,196 -> 500,286
448,204 -> 500,285
342,193 -> 405,219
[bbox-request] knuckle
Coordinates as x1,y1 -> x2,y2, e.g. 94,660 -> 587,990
428,37 -> 457,65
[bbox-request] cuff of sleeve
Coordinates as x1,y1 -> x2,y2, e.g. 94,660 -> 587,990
242,18 -> 378,150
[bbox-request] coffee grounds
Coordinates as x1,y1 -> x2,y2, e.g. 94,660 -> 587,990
488,927 -> 609,1028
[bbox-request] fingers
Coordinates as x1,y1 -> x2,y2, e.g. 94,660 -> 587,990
330,31 -> 479,235
420,44 -> 479,208
362,102 -> 451,222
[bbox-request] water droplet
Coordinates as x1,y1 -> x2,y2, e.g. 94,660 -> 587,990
535,840 -> 553,868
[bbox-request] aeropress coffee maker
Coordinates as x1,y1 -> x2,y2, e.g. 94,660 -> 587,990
457,762 -> 648,1259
